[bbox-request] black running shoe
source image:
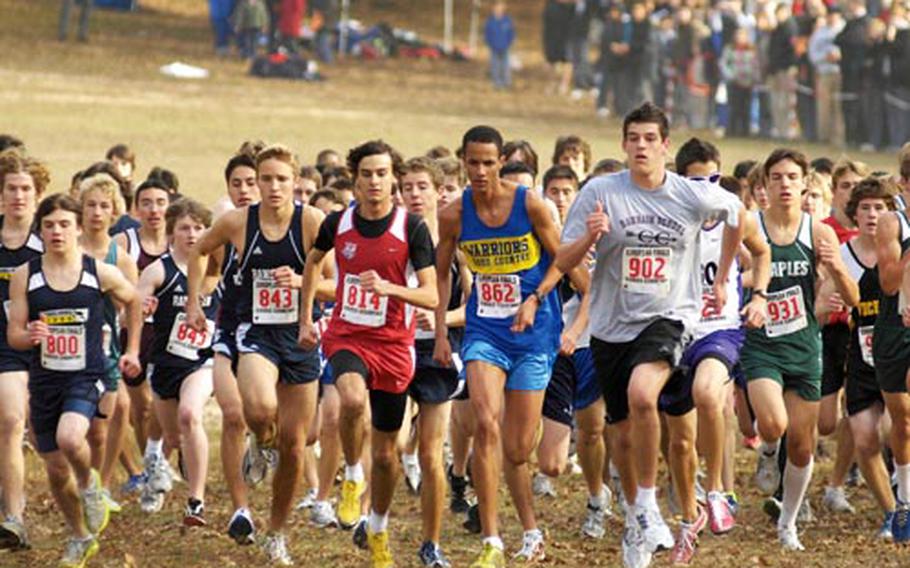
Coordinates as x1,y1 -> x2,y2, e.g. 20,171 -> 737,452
448,465 -> 469,514
183,498 -> 206,527
353,517 -> 368,550
227,508 -> 255,545
463,504 -> 481,534
418,540 -> 451,567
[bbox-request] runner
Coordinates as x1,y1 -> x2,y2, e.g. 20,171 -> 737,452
818,177 -> 896,537
435,126 -> 588,567
400,156 -> 470,566
873,172 -> 910,543
186,144 -> 324,565
113,177 -> 172,509
298,141 -> 439,568
139,198 -> 218,526
77,173 -> 142,516
536,164 -> 612,539
672,138 -> 771,555
556,103 -> 746,568
211,152 -> 259,544
6,193 -> 141,566
740,148 -> 859,552
0,151 -> 48,550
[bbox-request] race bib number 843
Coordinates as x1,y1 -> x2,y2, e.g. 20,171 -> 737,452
253,274 -> 299,325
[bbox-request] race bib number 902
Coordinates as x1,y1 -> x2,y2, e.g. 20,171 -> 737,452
622,247 -> 671,296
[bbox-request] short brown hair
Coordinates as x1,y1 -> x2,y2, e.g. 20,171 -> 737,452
299,165 -> 323,189
400,156 -> 444,188
436,157 -> 466,185
845,177 -> 897,222
502,140 -> 539,177
623,102 -> 670,141
747,163 -> 765,192
36,193 -> 81,228
832,159 -> 870,186
552,135 -> 592,173
105,143 -> 135,168
165,198 -> 212,235
763,148 -> 809,178
256,144 -> 300,175
0,151 -> 51,196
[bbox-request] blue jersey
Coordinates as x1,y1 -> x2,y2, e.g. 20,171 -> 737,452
27,255 -> 106,380
236,203 -> 318,327
0,218 -> 43,347
216,242 -> 241,332
151,254 -> 220,368
458,185 -> 561,354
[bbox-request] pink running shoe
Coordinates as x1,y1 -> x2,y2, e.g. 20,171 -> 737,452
670,522 -> 697,565
707,492 -> 736,535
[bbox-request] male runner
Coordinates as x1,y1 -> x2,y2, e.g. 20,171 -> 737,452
0,151 -> 47,549
139,199 -> 218,526
818,178 -> 896,537
299,141 -> 438,568
740,149 -> 858,552
556,103 -> 746,568
7,194 -> 141,566
435,126 -> 588,567
187,144 -> 324,565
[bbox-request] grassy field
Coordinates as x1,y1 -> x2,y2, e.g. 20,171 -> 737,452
2,0 -> 909,567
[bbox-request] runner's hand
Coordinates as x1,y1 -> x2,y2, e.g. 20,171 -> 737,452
740,296 -> 767,329
902,306 -> 910,328
816,238 -> 837,270
298,321 -> 320,350
416,309 -> 435,332
27,317 -> 49,346
559,328 -> 578,356
142,296 -> 158,318
586,201 -> 610,241
826,292 -> 845,313
185,301 -> 207,333
511,296 -> 538,333
118,352 -> 141,379
272,266 -> 301,288
433,335 -> 452,367
359,270 -> 389,296
709,280 -> 728,315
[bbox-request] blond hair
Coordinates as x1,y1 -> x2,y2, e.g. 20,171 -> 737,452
79,173 -> 126,218
804,171 -> 832,208
256,144 -> 300,175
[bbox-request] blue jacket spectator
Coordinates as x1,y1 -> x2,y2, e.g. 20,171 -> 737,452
485,6 -> 515,54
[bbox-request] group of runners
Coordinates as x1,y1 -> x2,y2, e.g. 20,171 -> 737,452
2,101 -> 910,568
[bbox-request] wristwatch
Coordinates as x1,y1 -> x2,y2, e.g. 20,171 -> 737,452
531,290 -> 545,304
752,289 -> 768,299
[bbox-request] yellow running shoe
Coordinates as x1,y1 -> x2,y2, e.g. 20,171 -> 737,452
337,479 -> 366,528
81,470 -> 110,536
367,530 -> 394,568
59,535 -> 99,568
470,543 -> 505,568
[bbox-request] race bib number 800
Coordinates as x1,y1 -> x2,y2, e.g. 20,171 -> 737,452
476,274 -> 521,318
622,247 -> 671,296
42,325 -> 86,371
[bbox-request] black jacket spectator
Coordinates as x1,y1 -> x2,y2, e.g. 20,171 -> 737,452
768,17 -> 798,73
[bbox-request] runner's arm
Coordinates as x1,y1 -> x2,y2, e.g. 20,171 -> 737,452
876,212 -> 909,295
368,265 -> 438,310
98,261 -> 142,358
434,200 -> 461,343
187,210 -> 244,328
815,221 -> 859,307
6,265 -> 36,351
300,248 -> 328,326
556,187 -> 606,273
529,191 -> 588,298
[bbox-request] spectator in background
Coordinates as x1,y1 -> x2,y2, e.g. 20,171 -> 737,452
567,0 -> 597,97
887,1 -> 910,149
311,0 -> 339,62
865,18 -> 890,150
754,8 -> 775,138
626,2 -> 654,111
767,2 -> 798,139
598,3 -> 630,117
485,1 -> 516,90
233,0 -> 269,59
794,2 -> 823,142
59,0 -> 93,43
836,0 -> 870,149
543,0 -> 575,95
209,0 -> 237,56
105,144 -> 136,185
721,27 -> 761,137
809,7 -> 845,147
0,134 -> 25,154
277,0 -> 305,52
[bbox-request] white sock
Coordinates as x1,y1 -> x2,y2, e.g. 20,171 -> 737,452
145,439 -> 163,460
483,536 -> 503,550
345,462 -> 364,483
897,463 -> 910,503
368,509 -> 388,533
635,486 -> 657,510
778,458 -> 813,531
588,490 -> 605,509
760,439 -> 780,457
402,452 -> 418,467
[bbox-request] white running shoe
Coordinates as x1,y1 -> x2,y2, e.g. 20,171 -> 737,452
512,529 -> 545,562
310,500 -> 338,528
754,448 -> 780,495
581,499 -> 606,539
778,526 -> 805,551
636,504 -> 674,553
532,473 -> 557,498
622,517 -> 653,568
295,488 -> 318,510
81,471 -> 110,535
403,456 -> 422,495
139,483 -> 165,514
146,454 -> 173,494
262,532 -> 293,566
822,486 -> 855,514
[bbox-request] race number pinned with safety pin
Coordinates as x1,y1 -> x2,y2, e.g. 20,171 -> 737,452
253,270 -> 299,325
476,274 -> 521,318
622,247 -> 672,296
765,285 -> 808,338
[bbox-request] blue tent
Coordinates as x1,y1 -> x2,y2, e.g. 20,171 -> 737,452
94,0 -> 137,10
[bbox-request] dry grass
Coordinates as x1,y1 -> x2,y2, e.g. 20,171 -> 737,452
1,1 -> 908,567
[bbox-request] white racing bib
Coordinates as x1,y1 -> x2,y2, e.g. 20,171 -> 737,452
253,272 -> 299,325
858,325 -> 875,367
340,274 -> 389,328
167,313 -> 214,360
42,324 -> 86,371
765,285 -> 808,338
476,274 -> 521,318
102,323 -> 112,357
622,247 -> 672,296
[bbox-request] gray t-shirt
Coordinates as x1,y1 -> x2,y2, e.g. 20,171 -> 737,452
561,170 -> 742,343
